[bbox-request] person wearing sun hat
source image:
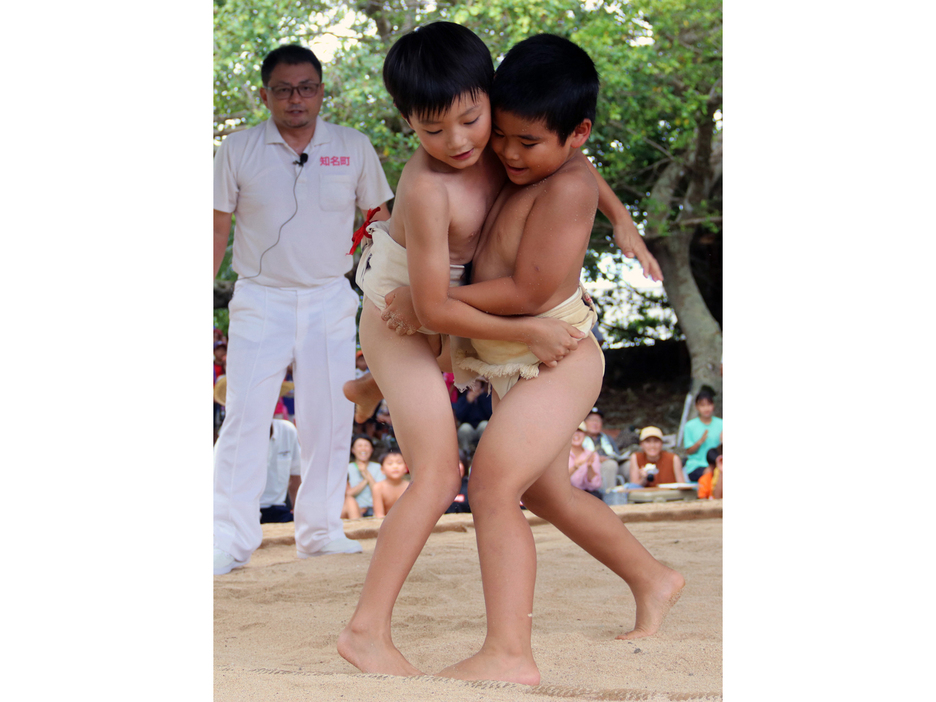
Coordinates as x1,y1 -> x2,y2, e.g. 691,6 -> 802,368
627,425 -> 686,487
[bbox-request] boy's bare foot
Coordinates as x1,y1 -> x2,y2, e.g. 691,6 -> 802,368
337,625 -> 424,677
343,372 -> 384,424
437,650 -> 540,686
616,567 -> 685,640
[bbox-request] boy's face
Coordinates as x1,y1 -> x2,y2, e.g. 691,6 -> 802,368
490,109 -> 589,185
381,454 -> 408,480
407,92 -> 491,170
696,398 -> 715,420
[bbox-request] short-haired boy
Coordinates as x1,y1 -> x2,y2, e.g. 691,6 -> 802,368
419,35 -> 685,685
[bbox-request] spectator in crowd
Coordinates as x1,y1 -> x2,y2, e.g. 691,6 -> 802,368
258,418 -> 302,523
697,445 -> 722,499
582,407 -> 625,490
628,426 -> 685,487
445,451 -> 471,514
281,364 -> 295,419
371,449 -> 410,518
214,341 -> 227,381
347,435 -> 384,517
568,423 -> 603,499
212,43 -> 392,575
355,350 -> 369,378
682,387 -> 723,482
342,477 -> 362,519
453,378 -> 493,456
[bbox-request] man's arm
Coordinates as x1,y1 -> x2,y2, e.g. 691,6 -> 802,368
288,475 -> 301,511
365,202 -> 391,222
214,210 -> 233,279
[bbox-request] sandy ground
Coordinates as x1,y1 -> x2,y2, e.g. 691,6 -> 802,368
215,501 -> 722,701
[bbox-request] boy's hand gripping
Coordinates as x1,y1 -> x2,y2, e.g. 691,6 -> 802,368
526,317 -> 587,367
382,286 -> 420,336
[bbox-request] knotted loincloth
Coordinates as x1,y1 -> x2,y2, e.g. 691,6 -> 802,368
455,286 -> 604,399
355,220 -> 467,335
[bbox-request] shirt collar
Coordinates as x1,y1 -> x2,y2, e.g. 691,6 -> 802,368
264,116 -> 332,154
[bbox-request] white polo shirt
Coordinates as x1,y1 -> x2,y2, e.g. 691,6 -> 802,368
260,419 -> 303,508
214,117 -> 394,288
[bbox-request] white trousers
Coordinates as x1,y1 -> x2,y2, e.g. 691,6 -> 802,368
213,277 -> 358,562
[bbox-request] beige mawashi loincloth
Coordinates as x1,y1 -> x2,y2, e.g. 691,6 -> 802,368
355,220 -> 467,335
454,286 -> 604,399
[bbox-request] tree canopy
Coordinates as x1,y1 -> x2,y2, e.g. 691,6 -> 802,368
214,0 -> 722,393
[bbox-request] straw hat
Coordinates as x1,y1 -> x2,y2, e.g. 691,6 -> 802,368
213,376 -> 294,406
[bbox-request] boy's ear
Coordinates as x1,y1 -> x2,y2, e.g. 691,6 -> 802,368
568,119 -> 592,148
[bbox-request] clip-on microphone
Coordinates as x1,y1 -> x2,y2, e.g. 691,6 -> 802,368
294,153 -> 308,166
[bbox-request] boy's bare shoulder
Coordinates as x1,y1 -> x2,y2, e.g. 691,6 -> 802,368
531,155 -> 598,211
545,155 -> 598,197
394,150 -> 453,229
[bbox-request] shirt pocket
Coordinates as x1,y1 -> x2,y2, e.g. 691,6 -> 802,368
320,174 -> 356,212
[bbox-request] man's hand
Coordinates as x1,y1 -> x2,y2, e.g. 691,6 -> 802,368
526,318 -> 586,367
382,286 -> 420,336
614,220 -> 663,283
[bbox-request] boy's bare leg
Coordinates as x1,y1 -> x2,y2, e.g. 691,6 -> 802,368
438,340 -> 603,685
343,337 -> 452,423
521,451 -> 685,640
338,300 -> 462,676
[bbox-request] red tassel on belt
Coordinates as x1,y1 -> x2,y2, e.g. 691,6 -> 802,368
348,208 -> 382,255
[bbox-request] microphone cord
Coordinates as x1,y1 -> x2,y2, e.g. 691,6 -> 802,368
238,154 -> 307,282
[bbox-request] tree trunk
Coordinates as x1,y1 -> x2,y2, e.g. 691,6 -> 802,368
649,229 -> 723,416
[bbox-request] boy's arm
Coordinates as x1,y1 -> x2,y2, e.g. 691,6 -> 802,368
447,171 -> 599,316
372,483 -> 387,518
585,160 -> 663,282
400,174 -> 584,362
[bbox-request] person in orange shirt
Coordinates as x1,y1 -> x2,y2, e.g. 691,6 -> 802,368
697,446 -> 722,499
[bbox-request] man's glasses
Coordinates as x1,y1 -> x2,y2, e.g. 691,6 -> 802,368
266,83 -> 320,100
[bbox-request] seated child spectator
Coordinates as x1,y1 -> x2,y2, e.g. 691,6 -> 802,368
582,407 -> 626,490
568,423 -> 603,499
628,426 -> 685,487
258,418 -> 302,523
697,446 -> 722,499
342,477 -> 363,519
445,450 -> 472,514
347,435 -> 385,517
371,449 -> 411,518
453,378 -> 493,456
682,387 -> 723,481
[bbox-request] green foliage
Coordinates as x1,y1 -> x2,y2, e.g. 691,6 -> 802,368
213,0 -> 722,345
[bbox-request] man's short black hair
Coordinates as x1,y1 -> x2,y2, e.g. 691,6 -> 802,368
695,386 -> 716,405
491,34 -> 599,144
383,22 -> 494,119
261,44 -> 323,86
